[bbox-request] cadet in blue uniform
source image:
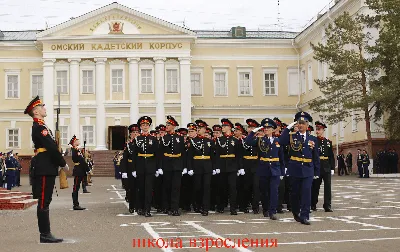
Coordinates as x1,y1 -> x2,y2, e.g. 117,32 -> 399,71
24,96 -> 68,243
279,112 -> 320,225
160,116 -> 186,216
70,135 -> 90,210
215,119 -> 243,215
0,152 -> 4,188
311,121 -> 334,212
5,151 -> 16,190
135,116 -> 160,217
246,118 -> 285,220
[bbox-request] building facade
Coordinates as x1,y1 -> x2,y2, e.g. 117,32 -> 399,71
0,0 -> 386,155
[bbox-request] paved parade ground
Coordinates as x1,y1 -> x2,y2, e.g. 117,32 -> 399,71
1,176 -> 400,252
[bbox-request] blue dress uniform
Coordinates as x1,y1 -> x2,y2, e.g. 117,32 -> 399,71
279,112 -> 320,224
25,96 -> 66,243
5,151 -> 16,190
160,116 -> 186,216
245,118 -> 285,219
362,152 -> 370,178
0,153 -> 4,187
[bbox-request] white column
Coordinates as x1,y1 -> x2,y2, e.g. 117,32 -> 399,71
154,57 -> 166,125
179,57 -> 192,126
94,58 -> 107,150
68,58 -> 81,139
128,57 -> 140,124
43,59 -> 56,132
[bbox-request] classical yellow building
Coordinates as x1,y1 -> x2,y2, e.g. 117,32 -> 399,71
0,0 -> 385,155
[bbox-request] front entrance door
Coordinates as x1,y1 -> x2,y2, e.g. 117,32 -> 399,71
108,126 -> 127,150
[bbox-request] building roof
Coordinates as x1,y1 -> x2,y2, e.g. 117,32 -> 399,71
0,30 -> 40,41
0,29 -> 298,41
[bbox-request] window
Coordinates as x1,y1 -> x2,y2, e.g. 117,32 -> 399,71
238,72 -> 252,96
308,63 -> 313,91
56,70 -> 68,94
301,69 -> 306,94
7,74 -> 19,98
32,74 -> 43,98
7,128 -> 20,148
191,73 -> 202,96
59,126 -> 69,146
318,61 -> 323,80
166,69 -> 178,93
323,63 -> 328,80
214,72 -> 227,96
82,70 -> 94,94
287,69 -> 299,96
264,73 -> 277,95
141,69 -> 153,93
111,69 -> 123,92
82,126 -> 94,145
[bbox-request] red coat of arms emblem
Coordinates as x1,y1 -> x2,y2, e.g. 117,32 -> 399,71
108,22 -> 124,34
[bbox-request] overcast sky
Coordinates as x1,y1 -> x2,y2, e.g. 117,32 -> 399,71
0,0 -> 335,32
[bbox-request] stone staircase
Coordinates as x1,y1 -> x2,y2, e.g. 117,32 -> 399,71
0,188 -> 37,210
91,150 -> 118,177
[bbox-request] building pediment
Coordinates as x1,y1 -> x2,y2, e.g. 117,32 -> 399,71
36,2 -> 195,39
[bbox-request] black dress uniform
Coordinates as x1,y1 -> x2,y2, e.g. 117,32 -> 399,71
135,116 -> 160,217
25,96 -> 66,243
210,125 -> 222,211
215,119 -> 243,215
311,121 -> 334,212
160,116 -> 186,216
357,151 -> 363,177
180,129 -> 193,212
187,121 -> 215,216
71,141 -> 90,210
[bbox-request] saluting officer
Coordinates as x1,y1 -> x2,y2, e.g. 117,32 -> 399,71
280,112 -> 320,225
215,119 -> 243,215
160,116 -> 186,216
187,120 -> 215,216
70,135 -> 90,211
135,116 -> 160,217
120,124 -> 140,213
24,96 -> 68,243
311,121 -> 334,212
246,118 -> 285,220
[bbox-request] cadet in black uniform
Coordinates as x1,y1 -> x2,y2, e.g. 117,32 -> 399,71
234,122 -> 250,213
135,116 -> 160,217
120,124 -> 140,213
311,121 -> 334,212
24,96 -> 68,243
160,116 -> 186,216
70,135 -> 90,210
215,119 -> 243,215
356,149 -> 363,177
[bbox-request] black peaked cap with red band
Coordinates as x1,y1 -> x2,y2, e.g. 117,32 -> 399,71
178,128 -> 188,135
212,125 -> 222,132
129,124 -> 140,133
137,116 -> 152,125
246,119 -> 260,128
187,123 -> 197,131
221,118 -> 234,128
315,121 -> 327,129
234,123 -> 245,134
158,124 -> 166,131
195,119 -> 208,128
24,95 -> 43,115
166,115 -> 179,127
69,135 -> 78,145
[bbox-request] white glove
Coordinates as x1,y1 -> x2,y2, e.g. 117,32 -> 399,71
212,170 -> 217,175
313,176 -> 319,179
155,171 -> 159,177
252,126 -> 264,133
240,169 -> 245,176
62,164 -> 69,171
237,170 -> 241,176
280,176 -> 284,180
287,121 -> 297,130
285,167 -> 287,174
132,171 -> 137,178
182,168 -> 188,175
188,170 -> 194,176
158,168 -> 163,175
331,170 -> 334,175
122,173 -> 128,179
216,169 -> 220,174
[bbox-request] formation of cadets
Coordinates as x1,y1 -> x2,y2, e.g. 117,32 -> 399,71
118,112 -> 335,225
0,150 -> 22,190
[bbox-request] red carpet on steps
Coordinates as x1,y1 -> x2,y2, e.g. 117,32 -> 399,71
0,187 -> 37,210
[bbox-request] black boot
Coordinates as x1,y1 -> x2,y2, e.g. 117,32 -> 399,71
73,205 -> 86,210
38,209 -> 63,243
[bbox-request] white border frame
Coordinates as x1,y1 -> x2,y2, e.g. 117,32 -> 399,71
54,62 -> 70,95
262,67 -> 279,96
109,61 -> 126,100
213,67 -> 229,97
6,127 -> 21,150
4,69 -> 21,100
237,68 -> 253,97
165,63 -> 180,94
139,61 -> 155,94
30,70 -> 44,99
190,67 -> 204,97
80,64 -> 96,95
81,125 -> 96,147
